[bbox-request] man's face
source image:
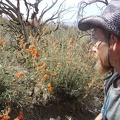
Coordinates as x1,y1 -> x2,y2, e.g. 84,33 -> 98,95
92,28 -> 112,75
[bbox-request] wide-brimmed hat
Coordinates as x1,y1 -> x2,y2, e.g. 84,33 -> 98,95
78,0 -> 120,37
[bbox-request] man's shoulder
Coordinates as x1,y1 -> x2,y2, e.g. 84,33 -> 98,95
104,70 -> 120,94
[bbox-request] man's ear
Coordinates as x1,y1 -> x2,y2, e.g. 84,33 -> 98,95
110,34 -> 119,51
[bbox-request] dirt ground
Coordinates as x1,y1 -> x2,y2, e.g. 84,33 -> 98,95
10,101 -> 96,120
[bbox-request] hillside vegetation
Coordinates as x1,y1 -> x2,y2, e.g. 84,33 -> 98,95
0,18 -> 104,120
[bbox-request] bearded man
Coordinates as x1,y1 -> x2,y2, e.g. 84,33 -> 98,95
78,0 -> 120,120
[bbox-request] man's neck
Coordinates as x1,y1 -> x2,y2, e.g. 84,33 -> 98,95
114,68 -> 120,75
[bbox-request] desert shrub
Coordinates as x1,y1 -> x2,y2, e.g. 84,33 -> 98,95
0,28 -> 103,119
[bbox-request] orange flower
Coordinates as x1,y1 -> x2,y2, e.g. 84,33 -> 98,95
29,34 -> 34,40
0,38 -> 3,44
18,72 -> 24,77
48,83 -> 51,87
47,83 -> 53,92
39,69 -> 45,73
11,82 -> 15,85
36,66 -> 41,71
38,78 -> 43,83
13,90 -> 18,94
50,73 -> 57,78
15,72 -> 24,80
26,49 -> 31,53
2,41 -> 6,46
34,51 -> 40,58
88,78 -> 96,88
14,118 -> 19,120
57,62 -> 61,67
36,66 -> 46,73
15,76 -> 20,80
29,45 -> 35,50
7,108 -> 11,113
43,74 -> 49,80
41,63 -> 47,69
27,45 -> 40,58
29,47 -> 40,58
31,48 -> 36,54
2,114 -> 10,120
17,112 -> 24,120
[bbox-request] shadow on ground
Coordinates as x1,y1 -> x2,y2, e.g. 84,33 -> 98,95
10,101 -> 96,120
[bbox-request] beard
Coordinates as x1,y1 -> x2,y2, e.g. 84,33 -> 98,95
95,60 -> 110,75
94,54 -> 112,75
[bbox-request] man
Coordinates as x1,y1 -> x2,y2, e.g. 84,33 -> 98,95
78,0 -> 120,120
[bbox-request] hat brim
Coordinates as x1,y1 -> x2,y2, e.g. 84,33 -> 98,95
78,16 -> 108,31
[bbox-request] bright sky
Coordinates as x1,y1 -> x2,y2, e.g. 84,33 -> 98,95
30,0 -> 110,22
11,0 -> 111,23
21,0 -> 81,22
